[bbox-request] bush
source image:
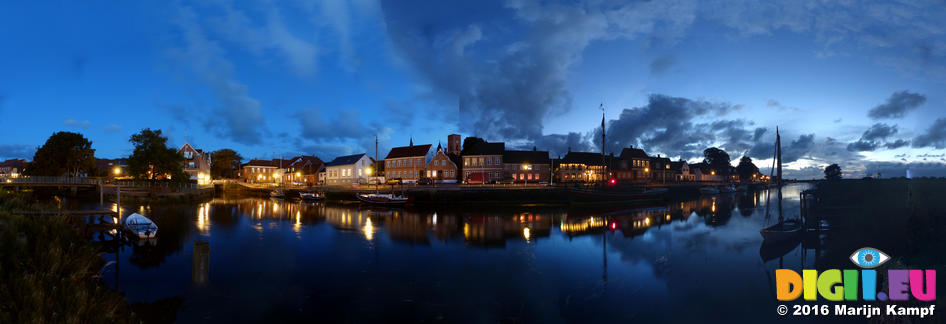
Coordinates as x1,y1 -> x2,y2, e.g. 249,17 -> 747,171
0,191 -> 136,323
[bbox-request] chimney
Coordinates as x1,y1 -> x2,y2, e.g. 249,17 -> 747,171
568,147 -> 571,153
533,145 -> 537,151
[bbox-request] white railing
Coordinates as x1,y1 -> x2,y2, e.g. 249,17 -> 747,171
0,176 -> 100,185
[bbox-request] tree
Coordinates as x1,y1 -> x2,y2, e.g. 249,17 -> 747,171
210,149 -> 243,179
824,164 -> 842,180
735,156 -> 759,182
702,147 -> 731,175
127,129 -> 186,181
461,137 -> 487,154
25,131 -> 96,177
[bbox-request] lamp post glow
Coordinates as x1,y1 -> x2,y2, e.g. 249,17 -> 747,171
113,167 -> 121,176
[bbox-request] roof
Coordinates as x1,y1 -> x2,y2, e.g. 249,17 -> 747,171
669,161 -> 688,172
502,150 -> 550,164
385,144 -> 432,159
651,156 -> 671,164
325,153 -> 368,167
244,159 -> 278,167
0,159 -> 28,169
289,155 -> 323,168
463,142 -> 505,155
619,147 -> 649,159
561,152 -> 609,166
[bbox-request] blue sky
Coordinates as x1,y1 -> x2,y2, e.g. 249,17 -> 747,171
1,0 -> 945,178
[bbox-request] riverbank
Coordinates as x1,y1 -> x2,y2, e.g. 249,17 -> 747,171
0,191 -> 137,322
813,178 -> 946,267
217,182 -> 750,205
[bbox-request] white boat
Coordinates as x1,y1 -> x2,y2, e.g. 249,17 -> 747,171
356,193 -> 409,205
124,213 -> 158,239
699,186 -> 719,195
299,192 -> 323,201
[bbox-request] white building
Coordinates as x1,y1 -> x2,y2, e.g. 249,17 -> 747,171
323,153 -> 374,185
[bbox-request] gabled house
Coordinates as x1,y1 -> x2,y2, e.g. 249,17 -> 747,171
690,162 -> 725,182
670,160 -> 694,181
179,143 -> 211,184
384,140 -> 431,183
557,150 -> 609,183
461,141 -> 505,183
615,146 -> 650,182
242,159 -> 279,183
502,148 -> 551,183
324,153 -> 373,185
425,143 -> 460,183
0,159 -> 27,178
284,155 -> 323,186
650,155 -> 673,183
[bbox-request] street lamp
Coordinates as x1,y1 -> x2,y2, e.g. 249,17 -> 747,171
113,166 -> 121,176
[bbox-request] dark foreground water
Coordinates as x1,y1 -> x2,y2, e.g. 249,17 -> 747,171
96,184 -> 824,323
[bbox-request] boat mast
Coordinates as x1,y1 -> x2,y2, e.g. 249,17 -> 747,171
600,103 -> 606,184
776,126 -> 783,223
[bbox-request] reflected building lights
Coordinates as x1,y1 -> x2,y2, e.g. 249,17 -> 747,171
523,227 -> 531,241
363,217 -> 374,241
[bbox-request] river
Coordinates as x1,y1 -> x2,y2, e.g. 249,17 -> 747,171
94,183 -> 824,323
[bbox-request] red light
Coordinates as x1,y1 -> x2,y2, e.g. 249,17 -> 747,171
610,222 -> 618,230
609,178 -> 616,184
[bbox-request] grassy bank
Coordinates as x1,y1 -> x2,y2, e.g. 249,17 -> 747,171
0,191 -> 137,323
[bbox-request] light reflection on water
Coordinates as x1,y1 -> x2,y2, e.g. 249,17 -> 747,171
98,184 -> 822,323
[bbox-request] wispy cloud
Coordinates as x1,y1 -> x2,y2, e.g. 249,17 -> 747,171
63,118 -> 90,128
868,91 -> 926,119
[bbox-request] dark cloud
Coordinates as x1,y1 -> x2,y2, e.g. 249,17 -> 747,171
0,144 -> 35,160
380,0 -> 696,145
846,123 -> 910,152
294,108 -> 395,159
782,134 -> 815,163
865,162 -> 946,178
593,94 -> 743,159
884,139 -> 910,149
912,117 -> 946,149
867,91 -> 926,119
649,54 -> 675,75
846,140 -> 878,152
532,132 -> 593,157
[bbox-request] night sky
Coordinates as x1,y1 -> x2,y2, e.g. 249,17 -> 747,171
1,1 -> 945,178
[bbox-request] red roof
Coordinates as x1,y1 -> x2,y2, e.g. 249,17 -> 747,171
385,144 -> 431,159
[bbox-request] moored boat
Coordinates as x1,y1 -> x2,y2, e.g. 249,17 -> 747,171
124,213 -> 158,239
759,219 -> 803,242
357,193 -> 409,205
299,192 -> 323,201
718,185 -> 737,193
699,186 -> 719,195
270,189 -> 285,198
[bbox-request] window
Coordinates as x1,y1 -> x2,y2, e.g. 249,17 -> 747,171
188,162 -> 195,168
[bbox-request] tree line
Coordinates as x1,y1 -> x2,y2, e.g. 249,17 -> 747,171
23,130 -> 243,181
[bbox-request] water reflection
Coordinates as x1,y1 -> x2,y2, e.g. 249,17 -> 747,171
100,184 -> 819,322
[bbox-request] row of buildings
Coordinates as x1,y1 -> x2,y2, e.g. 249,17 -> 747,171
234,134 -> 747,186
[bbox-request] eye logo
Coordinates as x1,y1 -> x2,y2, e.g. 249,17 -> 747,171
849,247 -> 890,268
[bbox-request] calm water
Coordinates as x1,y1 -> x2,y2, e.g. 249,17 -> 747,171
95,184 -> 825,323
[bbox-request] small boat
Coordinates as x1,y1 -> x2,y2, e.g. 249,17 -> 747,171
356,193 -> 409,205
299,192 -> 323,201
124,213 -> 158,239
760,219 -> 803,242
270,189 -> 285,198
699,186 -> 719,195
718,185 -> 737,193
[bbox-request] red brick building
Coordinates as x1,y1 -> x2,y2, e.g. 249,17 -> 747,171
503,148 -> 551,183
384,141 -> 431,183
462,141 -> 505,183
284,155 -> 324,185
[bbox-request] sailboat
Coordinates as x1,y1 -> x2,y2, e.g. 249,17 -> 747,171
759,127 -> 803,242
